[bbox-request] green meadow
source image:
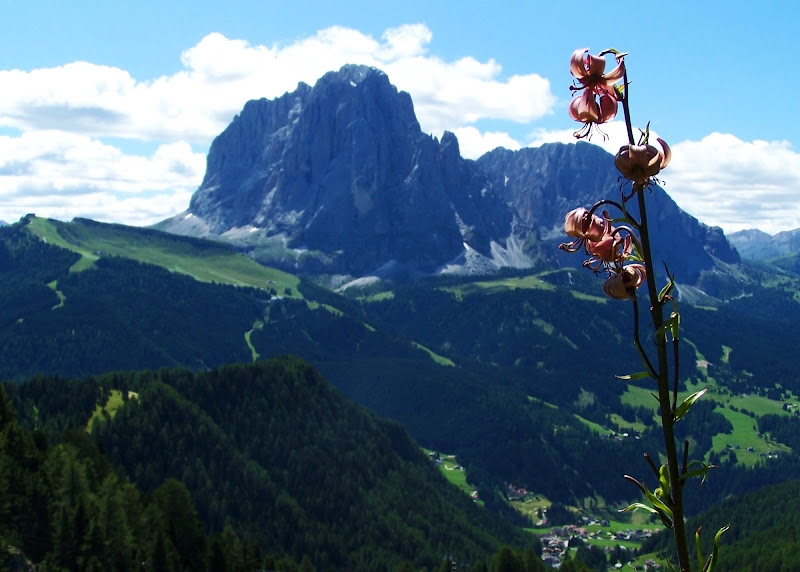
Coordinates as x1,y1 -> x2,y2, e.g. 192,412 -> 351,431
26,217 -> 300,294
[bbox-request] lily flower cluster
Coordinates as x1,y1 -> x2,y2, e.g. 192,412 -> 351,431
560,207 -> 646,300
570,48 -> 672,189
563,47 -> 722,571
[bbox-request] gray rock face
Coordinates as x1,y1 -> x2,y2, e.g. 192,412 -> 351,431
160,64 -> 739,283
476,142 -> 740,282
172,64 -> 511,275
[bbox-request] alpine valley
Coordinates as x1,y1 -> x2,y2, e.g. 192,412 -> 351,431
3,65 -> 800,571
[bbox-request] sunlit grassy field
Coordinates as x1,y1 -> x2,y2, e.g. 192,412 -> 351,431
26,217 -> 300,293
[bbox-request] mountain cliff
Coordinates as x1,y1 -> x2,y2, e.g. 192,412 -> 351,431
158,64 -> 511,277
477,143 -> 740,282
157,64 -> 739,284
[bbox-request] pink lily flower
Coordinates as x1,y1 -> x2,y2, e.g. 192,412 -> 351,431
570,48 -> 626,94
569,89 -> 618,125
569,48 -> 625,134
560,207 -> 606,253
602,264 -> 647,300
587,228 -> 631,265
614,138 -> 672,185
564,207 -> 605,241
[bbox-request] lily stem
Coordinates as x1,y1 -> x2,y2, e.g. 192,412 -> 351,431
631,298 -> 657,379
620,62 -> 690,569
635,180 -> 690,571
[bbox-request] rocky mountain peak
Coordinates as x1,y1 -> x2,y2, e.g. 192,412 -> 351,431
157,65 -> 740,285
159,64 -> 512,277
728,227 -> 800,261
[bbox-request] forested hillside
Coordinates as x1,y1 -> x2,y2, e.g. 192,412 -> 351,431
6,357 -> 537,570
0,384 -> 273,571
6,215 -> 800,555
642,479 -> 800,570
0,220 -> 270,380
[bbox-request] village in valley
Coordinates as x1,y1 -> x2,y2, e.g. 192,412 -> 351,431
428,450 -> 666,569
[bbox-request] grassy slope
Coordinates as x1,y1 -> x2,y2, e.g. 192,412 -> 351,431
622,376 -> 794,467
86,389 -> 139,432
15,217 -> 460,378
25,217 -> 300,294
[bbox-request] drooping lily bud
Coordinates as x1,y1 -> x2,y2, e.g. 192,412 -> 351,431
614,138 -> 671,185
602,264 -> 647,300
588,228 -> 631,264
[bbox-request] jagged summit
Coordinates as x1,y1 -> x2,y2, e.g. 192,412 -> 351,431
157,65 -> 739,284
158,64 -> 513,276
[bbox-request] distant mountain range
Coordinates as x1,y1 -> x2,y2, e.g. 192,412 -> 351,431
728,228 -> 800,261
156,64 -> 739,285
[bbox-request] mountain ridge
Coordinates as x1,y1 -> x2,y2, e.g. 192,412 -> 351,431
156,64 -> 739,285
158,64 -> 514,278
728,227 -> 800,261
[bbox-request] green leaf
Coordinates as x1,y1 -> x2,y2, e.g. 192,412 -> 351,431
616,371 -> 653,381
707,525 -> 730,572
620,502 -> 673,528
670,311 -> 681,340
658,279 -> 674,303
620,502 -> 657,515
656,314 -> 679,340
674,387 -> 709,423
642,483 -> 673,523
658,465 -> 670,498
626,253 -> 644,263
609,216 -> 633,225
696,528 -> 705,572
681,460 -> 715,485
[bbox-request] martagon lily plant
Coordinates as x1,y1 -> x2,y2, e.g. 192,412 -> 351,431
560,48 -> 729,571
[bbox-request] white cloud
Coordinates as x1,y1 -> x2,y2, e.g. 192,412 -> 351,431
666,134 -> 800,235
451,127 -> 522,160
0,25 -> 556,145
0,24 -> 558,226
0,131 -> 204,225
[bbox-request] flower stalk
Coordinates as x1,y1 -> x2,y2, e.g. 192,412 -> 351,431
562,48 -> 725,570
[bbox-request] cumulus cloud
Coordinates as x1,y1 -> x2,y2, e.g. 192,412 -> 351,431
666,134 -> 800,235
1,24 -> 555,144
0,24 -> 558,225
451,127 -> 522,160
0,131 -> 204,225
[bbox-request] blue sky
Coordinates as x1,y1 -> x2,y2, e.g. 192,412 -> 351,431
1,1 -> 799,234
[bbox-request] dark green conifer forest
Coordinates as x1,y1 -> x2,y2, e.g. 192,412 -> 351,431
5,217 -> 800,569
3,358 -> 542,570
